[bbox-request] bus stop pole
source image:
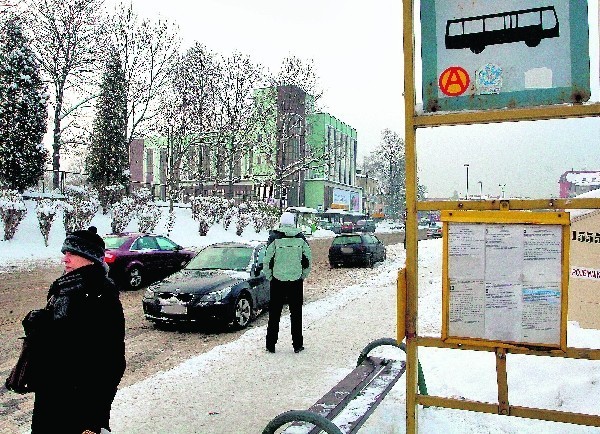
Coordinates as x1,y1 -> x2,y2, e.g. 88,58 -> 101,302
403,1 -> 419,433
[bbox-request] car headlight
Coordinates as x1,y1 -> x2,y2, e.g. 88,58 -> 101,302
199,286 -> 233,304
143,287 -> 156,299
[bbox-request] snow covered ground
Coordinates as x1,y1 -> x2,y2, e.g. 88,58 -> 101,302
111,239 -> 600,434
4,202 -> 600,433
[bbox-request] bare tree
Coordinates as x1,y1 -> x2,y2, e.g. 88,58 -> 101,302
252,56 -> 328,206
151,43 -> 220,210
25,0 -> 104,189
364,129 -> 426,219
210,51 -> 266,199
272,56 -> 324,109
107,2 -> 180,148
0,1 -> 24,16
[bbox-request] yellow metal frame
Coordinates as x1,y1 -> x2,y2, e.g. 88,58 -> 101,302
401,1 -> 600,432
440,210 -> 570,351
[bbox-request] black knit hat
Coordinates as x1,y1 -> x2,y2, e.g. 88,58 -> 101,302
61,226 -> 105,264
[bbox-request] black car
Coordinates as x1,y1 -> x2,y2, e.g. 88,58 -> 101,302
103,233 -> 196,289
328,233 -> 386,268
142,241 -> 269,329
355,219 -> 376,233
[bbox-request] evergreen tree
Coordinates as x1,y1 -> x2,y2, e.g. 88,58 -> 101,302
87,49 -> 128,210
0,17 -> 48,192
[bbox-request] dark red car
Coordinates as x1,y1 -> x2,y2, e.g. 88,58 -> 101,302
340,221 -> 354,233
103,233 -> 196,290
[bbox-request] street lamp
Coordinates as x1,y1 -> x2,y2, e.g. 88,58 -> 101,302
464,164 -> 470,199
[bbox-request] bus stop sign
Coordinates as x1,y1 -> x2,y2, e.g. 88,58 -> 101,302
421,0 -> 591,112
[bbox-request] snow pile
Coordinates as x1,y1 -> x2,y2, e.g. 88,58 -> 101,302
0,200 -> 272,270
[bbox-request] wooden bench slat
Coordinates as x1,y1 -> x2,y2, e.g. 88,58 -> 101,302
281,357 -> 406,434
331,359 -> 406,434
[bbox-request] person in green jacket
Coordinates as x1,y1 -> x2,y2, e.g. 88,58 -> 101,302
263,211 -> 312,353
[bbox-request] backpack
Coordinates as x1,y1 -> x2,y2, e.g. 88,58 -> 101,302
271,236 -> 306,281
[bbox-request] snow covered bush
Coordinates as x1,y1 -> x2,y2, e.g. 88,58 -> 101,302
197,212 -> 210,236
132,187 -> 153,205
0,189 -> 26,240
191,196 -> 230,225
222,206 -> 236,231
110,196 -> 135,234
35,198 -> 59,246
132,188 -> 160,233
98,184 -> 126,214
62,186 -> 99,233
191,196 -> 232,236
137,204 -> 162,233
190,197 -> 211,236
236,203 -> 250,236
165,210 -> 176,236
248,201 -> 280,233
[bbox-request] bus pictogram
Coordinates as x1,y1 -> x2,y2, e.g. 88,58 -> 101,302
445,6 -> 560,54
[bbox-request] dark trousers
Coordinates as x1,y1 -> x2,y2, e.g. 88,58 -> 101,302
266,278 -> 303,349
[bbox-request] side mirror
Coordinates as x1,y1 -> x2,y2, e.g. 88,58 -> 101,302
253,262 -> 264,276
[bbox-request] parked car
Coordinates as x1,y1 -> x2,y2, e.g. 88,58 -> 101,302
142,241 -> 269,329
355,219 -> 376,233
328,233 -> 386,268
103,233 -> 196,290
319,221 -> 342,234
426,222 -> 443,239
340,221 -> 354,233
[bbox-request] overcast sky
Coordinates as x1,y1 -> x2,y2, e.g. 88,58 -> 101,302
113,0 -> 599,199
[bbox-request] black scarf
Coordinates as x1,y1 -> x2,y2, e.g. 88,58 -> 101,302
47,263 -> 116,319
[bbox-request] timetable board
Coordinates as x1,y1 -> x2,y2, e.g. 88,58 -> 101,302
441,210 -> 570,349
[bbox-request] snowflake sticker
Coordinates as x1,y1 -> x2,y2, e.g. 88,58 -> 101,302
475,63 -> 503,95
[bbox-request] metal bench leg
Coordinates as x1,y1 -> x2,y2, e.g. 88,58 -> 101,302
262,410 -> 343,434
357,337 -> 428,397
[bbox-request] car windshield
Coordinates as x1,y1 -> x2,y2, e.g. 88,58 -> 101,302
332,235 -> 362,245
185,245 -> 253,271
103,236 -> 129,249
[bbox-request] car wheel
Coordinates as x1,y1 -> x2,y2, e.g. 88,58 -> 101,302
128,267 -> 143,289
233,295 -> 252,329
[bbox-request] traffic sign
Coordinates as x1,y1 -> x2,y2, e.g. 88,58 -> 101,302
421,0 -> 591,112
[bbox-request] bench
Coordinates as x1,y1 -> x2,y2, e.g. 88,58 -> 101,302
262,338 -> 428,434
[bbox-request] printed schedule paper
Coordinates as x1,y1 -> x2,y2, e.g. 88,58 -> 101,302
447,222 -> 563,346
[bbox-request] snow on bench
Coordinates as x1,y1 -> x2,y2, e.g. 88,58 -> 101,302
263,355 -> 406,434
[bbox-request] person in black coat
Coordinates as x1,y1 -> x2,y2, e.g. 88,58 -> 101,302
29,226 -> 126,434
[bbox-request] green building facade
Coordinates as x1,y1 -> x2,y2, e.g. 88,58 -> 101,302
303,113 -> 362,212
132,85 -> 363,209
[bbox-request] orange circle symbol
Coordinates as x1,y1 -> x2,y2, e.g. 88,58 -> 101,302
439,66 -> 470,96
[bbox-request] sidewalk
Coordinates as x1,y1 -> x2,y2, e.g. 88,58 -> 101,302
109,258 -> 402,434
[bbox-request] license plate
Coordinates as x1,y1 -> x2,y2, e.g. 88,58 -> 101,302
161,304 -> 187,315
341,247 -> 353,254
